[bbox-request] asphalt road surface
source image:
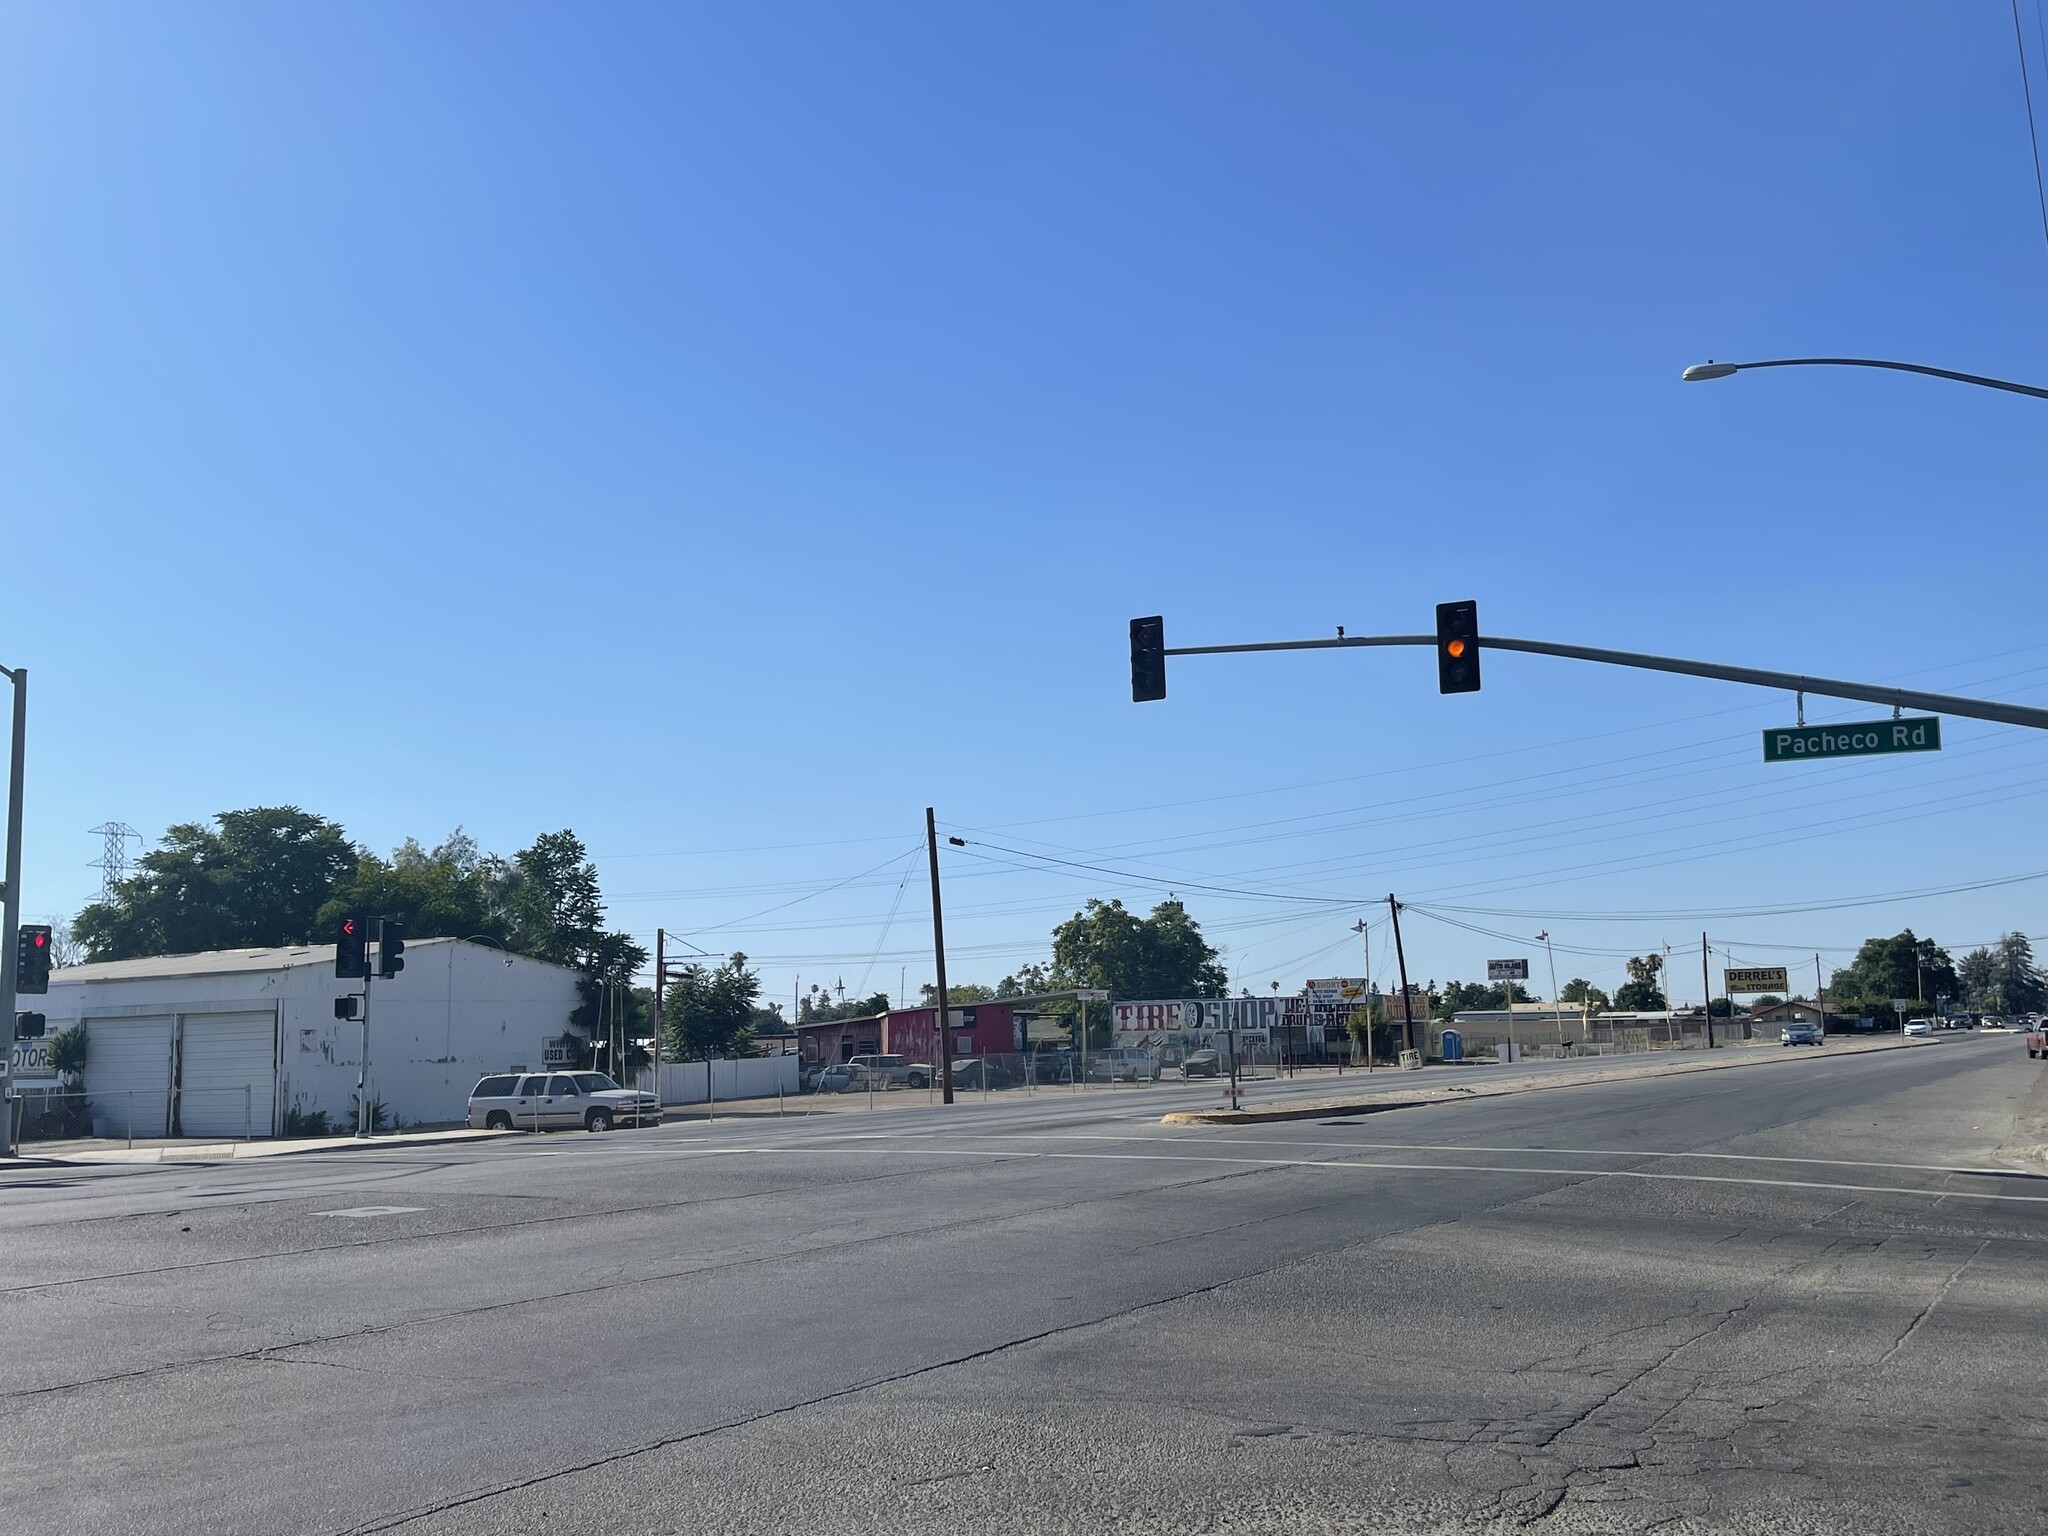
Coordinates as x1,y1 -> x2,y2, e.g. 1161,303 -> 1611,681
3,1034 -> 2044,1535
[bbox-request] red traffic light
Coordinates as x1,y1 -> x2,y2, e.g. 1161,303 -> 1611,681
31,931 -> 45,949
341,919 -> 355,936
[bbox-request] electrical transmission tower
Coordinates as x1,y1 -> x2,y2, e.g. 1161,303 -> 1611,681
88,821 -> 140,902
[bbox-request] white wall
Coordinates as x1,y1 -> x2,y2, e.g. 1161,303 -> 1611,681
658,1056 -> 800,1105
53,940 -> 584,1131
282,942 -> 584,1127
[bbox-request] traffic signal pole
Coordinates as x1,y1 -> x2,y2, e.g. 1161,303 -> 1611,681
0,665 -> 23,1158
356,963 -> 374,1138
1154,629 -> 2048,732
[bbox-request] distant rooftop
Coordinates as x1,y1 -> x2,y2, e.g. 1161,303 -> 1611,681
54,936 -> 525,984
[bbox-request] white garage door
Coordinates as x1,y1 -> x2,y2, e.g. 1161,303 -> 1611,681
179,1011 -> 278,1138
85,1017 -> 174,1138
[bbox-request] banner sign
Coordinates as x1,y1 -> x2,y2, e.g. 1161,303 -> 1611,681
1723,967 -> 1789,994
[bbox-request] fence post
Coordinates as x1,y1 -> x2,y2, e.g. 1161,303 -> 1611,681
244,1084 -> 252,1141
127,1090 -> 134,1151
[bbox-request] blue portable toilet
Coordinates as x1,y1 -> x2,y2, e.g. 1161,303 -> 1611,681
1440,1028 -> 1463,1062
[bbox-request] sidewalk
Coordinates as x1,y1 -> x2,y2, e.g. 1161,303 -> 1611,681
1159,1034 -> 1947,1126
16,1126 -> 510,1166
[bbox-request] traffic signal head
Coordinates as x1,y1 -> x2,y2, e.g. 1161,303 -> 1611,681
334,995 -> 360,1020
15,1012 -> 46,1038
377,919 -> 406,979
1435,600 -> 1481,694
15,924 -> 52,995
1130,615 -> 1166,702
335,915 -> 369,980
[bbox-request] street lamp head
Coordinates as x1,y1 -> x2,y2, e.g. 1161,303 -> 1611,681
1682,361 -> 1740,382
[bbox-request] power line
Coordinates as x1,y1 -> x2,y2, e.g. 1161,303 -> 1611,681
2014,0 -> 2048,276
1413,866 -> 2048,924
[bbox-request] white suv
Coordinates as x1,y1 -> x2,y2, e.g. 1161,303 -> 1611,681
468,1072 -> 660,1133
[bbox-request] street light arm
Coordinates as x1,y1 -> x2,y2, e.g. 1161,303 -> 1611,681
1683,357 -> 2048,401
1162,631 -> 2048,731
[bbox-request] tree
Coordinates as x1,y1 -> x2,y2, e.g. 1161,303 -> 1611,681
315,829 -> 506,946
74,807 -> 357,960
1614,954 -> 1666,1012
498,830 -> 647,1033
503,830 -> 605,968
1345,1000 -> 1403,1063
1992,932 -> 2044,1015
1829,931 -> 1958,1015
1559,978 -> 1610,1012
799,988 -> 891,1022
665,955 -> 761,1061
997,963 -> 1058,998
1048,898 -> 1228,1000
1959,946 -> 1997,1010
918,982 -> 995,1006
44,918 -> 83,970
49,1026 -> 87,1090
1433,980 -> 1533,1019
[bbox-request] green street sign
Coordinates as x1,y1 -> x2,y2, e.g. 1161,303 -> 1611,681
1763,716 -> 1941,763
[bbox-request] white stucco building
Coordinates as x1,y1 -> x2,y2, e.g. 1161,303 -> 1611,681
45,938 -> 586,1136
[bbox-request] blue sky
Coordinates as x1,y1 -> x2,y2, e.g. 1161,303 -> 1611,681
4,2 -> 2045,1009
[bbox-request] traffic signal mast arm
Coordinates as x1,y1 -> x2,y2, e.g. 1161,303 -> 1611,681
1157,630 -> 2048,732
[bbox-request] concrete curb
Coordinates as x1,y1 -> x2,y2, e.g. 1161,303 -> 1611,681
29,1127 -> 514,1166
1160,1037 -> 1948,1126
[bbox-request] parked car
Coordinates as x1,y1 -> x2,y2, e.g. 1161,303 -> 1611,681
1780,1023 -> 1823,1047
1903,1019 -> 1934,1037
1181,1048 -> 1223,1077
1087,1048 -> 1159,1082
949,1057 -> 1020,1090
1029,1050 -> 1078,1084
848,1053 -> 925,1088
814,1064 -> 859,1093
468,1072 -> 659,1133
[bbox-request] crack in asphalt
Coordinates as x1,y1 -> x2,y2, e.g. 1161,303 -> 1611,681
1875,1239 -> 1987,1367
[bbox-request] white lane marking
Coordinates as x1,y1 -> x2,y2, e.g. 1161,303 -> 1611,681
974,1132 -> 2039,1180
312,1205 -> 427,1218
665,1144 -> 2048,1204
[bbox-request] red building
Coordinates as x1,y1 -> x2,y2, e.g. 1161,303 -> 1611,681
796,1004 -> 1021,1066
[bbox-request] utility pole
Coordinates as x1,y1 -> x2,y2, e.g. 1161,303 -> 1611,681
926,808 -> 955,1105
1815,955 -> 1827,1037
0,664 -> 24,1158
652,928 -> 664,1102
1537,930 -> 1562,1046
1701,933 -> 1714,1049
1387,894 -> 1416,1059
1351,918 -> 1371,1071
